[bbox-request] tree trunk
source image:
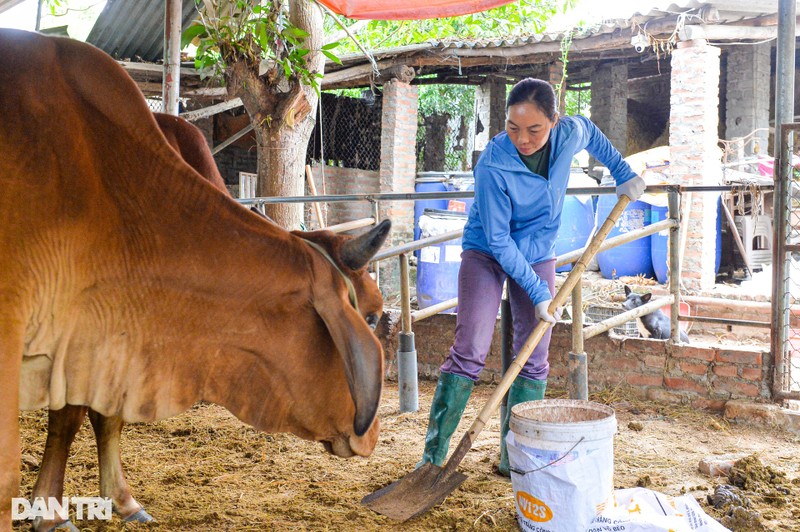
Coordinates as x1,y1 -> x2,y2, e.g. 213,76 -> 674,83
224,0 -> 324,230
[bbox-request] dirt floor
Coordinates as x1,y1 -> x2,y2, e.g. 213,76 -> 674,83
14,381 -> 800,531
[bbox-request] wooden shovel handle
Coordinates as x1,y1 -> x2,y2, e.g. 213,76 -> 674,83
443,195 -> 631,473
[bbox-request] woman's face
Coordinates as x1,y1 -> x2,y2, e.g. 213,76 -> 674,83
505,102 -> 557,156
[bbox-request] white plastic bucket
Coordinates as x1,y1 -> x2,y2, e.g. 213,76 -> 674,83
507,399 -> 617,532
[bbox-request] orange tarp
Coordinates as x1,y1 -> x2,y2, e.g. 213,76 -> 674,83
316,0 -> 517,20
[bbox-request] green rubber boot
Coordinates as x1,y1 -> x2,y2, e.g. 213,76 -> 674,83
417,372 -> 474,467
498,377 -> 546,477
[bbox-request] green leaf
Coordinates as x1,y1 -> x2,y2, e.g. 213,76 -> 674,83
181,24 -> 207,49
283,27 -> 310,39
321,41 -> 339,51
322,50 -> 341,64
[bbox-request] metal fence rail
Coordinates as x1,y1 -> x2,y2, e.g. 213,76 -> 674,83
243,183 -> 787,409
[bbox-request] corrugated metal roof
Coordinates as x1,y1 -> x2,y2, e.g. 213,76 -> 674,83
85,0 -> 198,62
332,0 -> 794,67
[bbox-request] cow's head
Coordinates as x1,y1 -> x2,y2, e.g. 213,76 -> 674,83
296,220 -> 391,457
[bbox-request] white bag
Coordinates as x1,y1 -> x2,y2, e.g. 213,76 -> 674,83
586,487 -> 730,532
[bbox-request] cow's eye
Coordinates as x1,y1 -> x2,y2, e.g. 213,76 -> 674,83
366,313 -> 379,329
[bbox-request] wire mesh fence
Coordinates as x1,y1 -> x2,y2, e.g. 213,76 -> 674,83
306,91 -> 382,171
784,128 -> 800,395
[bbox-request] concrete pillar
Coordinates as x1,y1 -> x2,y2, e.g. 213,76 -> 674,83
670,39 -> 723,291
473,76 -> 506,165
379,78 -> 419,294
590,63 -> 629,157
725,43 -> 771,157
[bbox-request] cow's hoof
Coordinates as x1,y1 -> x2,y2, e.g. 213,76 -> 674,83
123,508 -> 154,523
46,520 -> 80,532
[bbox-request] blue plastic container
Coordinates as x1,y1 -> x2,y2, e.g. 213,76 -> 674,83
414,176 -> 449,242
596,193 -> 655,279
555,195 -> 595,273
416,211 -> 468,312
650,205 -> 670,284
650,197 -> 722,284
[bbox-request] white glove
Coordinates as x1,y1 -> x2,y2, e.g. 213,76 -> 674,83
534,300 -> 562,324
616,175 -> 646,201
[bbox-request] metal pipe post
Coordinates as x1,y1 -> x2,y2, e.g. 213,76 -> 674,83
397,253 -> 418,412
668,189 -> 682,343
162,0 -> 182,116
770,0 -> 796,397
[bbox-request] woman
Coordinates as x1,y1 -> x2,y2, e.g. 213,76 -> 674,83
418,78 -> 646,476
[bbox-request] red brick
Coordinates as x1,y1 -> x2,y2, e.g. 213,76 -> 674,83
647,388 -> 690,404
626,374 -> 663,387
741,367 -> 762,381
691,398 -> 727,411
712,365 -> 738,377
665,376 -> 708,394
714,379 -> 760,398
606,356 -> 641,372
672,345 -> 716,362
680,362 -> 709,375
716,350 -> 762,366
644,355 -> 666,368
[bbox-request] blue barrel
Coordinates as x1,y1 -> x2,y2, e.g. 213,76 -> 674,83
414,176 -> 449,242
651,197 -> 722,284
596,193 -> 655,279
416,211 -> 468,312
555,195 -> 595,273
650,205 -> 670,284
445,173 -> 475,215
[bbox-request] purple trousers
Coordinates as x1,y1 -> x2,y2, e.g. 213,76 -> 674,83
440,249 -> 556,381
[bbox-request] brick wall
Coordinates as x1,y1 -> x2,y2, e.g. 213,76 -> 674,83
305,163 -> 379,228
378,79 -> 418,294
378,312 -> 772,410
669,40 -> 722,291
724,43 -> 771,155
590,62 -> 628,156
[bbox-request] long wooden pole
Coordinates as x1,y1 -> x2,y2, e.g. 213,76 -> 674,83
305,165 -> 326,229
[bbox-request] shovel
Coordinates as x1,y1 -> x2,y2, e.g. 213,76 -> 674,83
362,194 -> 632,521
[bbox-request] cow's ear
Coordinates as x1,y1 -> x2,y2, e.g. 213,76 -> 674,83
310,279 -> 383,436
340,219 -> 391,270
624,285 -> 631,296
641,293 -> 652,303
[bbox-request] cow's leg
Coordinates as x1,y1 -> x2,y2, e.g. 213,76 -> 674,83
31,406 -> 87,532
88,411 -> 153,523
0,322 -> 23,532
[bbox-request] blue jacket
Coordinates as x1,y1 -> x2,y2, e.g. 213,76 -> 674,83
463,115 -> 638,305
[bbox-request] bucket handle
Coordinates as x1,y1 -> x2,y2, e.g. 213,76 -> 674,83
509,436 -> 585,476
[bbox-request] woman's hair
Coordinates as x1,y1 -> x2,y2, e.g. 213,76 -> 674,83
506,78 -> 557,121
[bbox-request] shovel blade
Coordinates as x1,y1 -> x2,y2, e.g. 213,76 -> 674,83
361,462 -> 468,521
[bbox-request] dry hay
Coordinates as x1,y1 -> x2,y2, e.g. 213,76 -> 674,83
13,381 -> 800,531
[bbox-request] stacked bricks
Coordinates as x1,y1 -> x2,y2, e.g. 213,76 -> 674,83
380,313 -> 771,410
669,40 -> 723,291
305,163 -> 379,229
378,79 -> 419,295
590,62 -> 629,156
473,76 -> 507,158
724,43 -> 771,156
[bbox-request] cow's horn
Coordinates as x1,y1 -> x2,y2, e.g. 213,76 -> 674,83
340,219 -> 391,270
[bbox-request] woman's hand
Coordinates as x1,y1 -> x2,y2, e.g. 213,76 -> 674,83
534,300 -> 562,324
616,175 -> 646,201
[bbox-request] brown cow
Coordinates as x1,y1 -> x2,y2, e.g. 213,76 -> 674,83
0,29 -> 390,532
31,113 -> 236,531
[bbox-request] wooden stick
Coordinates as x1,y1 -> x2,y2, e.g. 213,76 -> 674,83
305,165 -> 325,229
